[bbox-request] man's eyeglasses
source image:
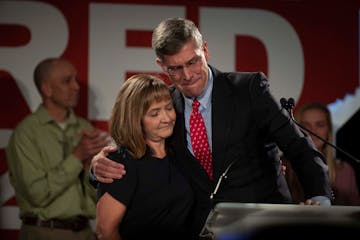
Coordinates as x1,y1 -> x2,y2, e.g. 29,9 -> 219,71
165,56 -> 202,76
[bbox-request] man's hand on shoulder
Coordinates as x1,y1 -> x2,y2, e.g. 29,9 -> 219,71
91,145 -> 126,183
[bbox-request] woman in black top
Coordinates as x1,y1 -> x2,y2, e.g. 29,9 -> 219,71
96,74 -> 194,240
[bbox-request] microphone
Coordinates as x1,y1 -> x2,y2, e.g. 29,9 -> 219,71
280,97 -> 295,118
280,97 -> 360,164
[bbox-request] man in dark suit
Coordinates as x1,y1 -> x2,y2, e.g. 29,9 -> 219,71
91,17 -> 332,236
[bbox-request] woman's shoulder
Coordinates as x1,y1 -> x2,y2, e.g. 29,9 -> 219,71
108,146 -> 133,164
336,159 -> 355,173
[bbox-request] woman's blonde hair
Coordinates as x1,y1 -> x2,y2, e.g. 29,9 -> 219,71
295,102 -> 336,184
109,74 -> 172,159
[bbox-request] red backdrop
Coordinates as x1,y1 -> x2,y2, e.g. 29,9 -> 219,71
1,0 -> 359,238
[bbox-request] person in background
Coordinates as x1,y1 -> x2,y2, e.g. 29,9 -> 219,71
6,57 -> 111,240
95,74 -> 194,240
284,102 -> 360,205
90,18 -> 332,236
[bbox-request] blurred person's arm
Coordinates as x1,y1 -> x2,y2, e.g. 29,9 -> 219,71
5,123 -> 85,207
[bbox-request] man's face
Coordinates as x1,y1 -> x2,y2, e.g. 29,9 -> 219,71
43,60 -> 80,109
157,40 -> 210,98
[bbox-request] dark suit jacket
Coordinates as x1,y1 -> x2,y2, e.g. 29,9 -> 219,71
169,66 -> 332,234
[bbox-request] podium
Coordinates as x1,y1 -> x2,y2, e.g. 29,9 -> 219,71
200,203 -> 360,240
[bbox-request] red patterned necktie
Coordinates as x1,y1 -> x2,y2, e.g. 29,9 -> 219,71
190,99 -> 213,180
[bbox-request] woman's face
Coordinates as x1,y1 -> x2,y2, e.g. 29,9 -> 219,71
142,98 -> 176,143
299,108 -> 329,150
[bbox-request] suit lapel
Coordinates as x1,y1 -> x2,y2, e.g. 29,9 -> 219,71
210,67 -> 235,181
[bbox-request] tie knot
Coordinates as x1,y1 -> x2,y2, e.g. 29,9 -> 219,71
192,99 -> 200,110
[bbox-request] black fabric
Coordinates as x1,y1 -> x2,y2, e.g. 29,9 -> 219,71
336,108 -> 360,192
92,66 -> 331,238
97,148 -> 194,240
170,66 -> 331,235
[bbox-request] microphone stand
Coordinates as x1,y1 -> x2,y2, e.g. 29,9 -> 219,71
280,98 -> 360,165
210,160 -> 236,203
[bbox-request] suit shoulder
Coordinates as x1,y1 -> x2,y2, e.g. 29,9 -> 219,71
169,84 -> 176,92
222,71 -> 268,89
225,71 -> 265,83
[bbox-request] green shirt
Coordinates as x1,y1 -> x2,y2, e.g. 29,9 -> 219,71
6,105 -> 96,220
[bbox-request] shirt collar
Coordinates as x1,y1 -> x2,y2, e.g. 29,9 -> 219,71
35,104 -> 78,126
184,67 -> 213,110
